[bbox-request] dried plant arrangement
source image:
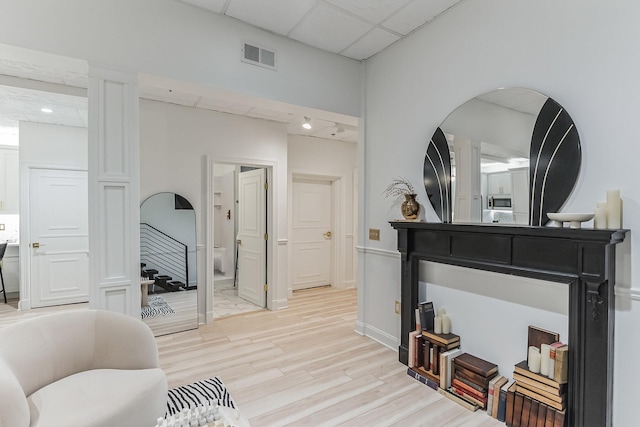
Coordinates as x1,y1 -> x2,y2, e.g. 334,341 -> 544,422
382,176 -> 416,201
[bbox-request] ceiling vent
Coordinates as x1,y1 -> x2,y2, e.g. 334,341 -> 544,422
242,42 -> 277,70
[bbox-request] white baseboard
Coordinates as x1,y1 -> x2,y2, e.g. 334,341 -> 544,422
273,298 -> 288,310
355,321 -> 399,351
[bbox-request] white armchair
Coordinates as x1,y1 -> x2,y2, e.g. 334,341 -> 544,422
0,310 -> 167,427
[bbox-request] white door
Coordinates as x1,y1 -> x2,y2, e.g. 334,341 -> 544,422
237,168 -> 266,307
29,169 -> 89,307
291,179 -> 332,290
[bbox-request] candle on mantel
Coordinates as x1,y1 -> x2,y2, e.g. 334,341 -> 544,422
437,307 -> 446,317
529,352 -> 541,373
434,316 -> 442,334
442,314 -> 451,334
607,190 -> 622,229
594,202 -> 607,229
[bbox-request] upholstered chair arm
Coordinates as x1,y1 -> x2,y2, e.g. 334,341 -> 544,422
0,361 -> 30,427
92,310 -> 161,371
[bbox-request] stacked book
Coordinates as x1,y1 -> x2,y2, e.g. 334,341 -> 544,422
448,353 -> 499,411
507,360 -> 567,427
407,330 -> 461,391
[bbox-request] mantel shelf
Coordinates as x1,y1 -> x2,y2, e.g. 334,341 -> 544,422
390,221 -> 628,427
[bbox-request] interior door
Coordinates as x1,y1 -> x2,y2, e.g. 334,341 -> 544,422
291,179 -> 332,290
29,168 -> 89,307
236,168 -> 266,307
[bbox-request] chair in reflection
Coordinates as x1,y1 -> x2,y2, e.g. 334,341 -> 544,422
0,242 -> 7,303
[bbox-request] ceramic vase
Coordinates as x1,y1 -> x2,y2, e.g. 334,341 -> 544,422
401,194 -> 420,220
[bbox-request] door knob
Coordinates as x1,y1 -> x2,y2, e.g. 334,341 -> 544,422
323,231 -> 332,238
31,242 -> 45,248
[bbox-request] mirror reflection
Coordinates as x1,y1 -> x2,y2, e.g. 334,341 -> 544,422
140,192 -> 198,336
424,88 -> 581,225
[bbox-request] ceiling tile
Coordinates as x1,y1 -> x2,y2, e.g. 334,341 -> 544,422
226,0 -> 316,35
289,3 -> 373,53
178,0 -> 228,13
341,27 -> 400,60
382,0 -> 460,36
325,0 -> 411,24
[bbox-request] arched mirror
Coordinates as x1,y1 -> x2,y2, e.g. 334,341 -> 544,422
140,192 -> 198,336
424,88 -> 581,226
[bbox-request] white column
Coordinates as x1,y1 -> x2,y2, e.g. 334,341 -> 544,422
453,138 -> 481,223
88,65 -> 140,316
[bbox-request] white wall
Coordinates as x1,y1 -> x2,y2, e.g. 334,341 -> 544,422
287,134 -> 357,291
140,98 -> 288,316
19,122 -> 87,168
0,0 -> 361,118
360,1 -> 640,424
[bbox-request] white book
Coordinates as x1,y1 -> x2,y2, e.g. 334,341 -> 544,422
486,374 -> 504,416
439,347 -> 462,389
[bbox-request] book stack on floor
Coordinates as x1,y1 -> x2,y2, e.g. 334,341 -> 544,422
507,361 -> 567,427
445,353 -> 499,412
407,302 -> 462,393
504,326 -> 569,427
407,330 -> 461,391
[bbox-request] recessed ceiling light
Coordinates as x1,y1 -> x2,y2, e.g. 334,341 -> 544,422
41,108 -> 53,113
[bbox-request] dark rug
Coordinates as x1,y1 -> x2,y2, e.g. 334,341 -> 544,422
141,295 -> 175,319
166,377 -> 236,416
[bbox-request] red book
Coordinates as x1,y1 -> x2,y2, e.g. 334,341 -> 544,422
452,378 -> 487,401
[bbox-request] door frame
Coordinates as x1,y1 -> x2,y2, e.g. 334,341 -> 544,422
204,155 -> 278,324
19,162 -> 88,310
288,172 -> 343,297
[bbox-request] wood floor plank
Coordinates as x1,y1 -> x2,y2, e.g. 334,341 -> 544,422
1,286 -> 504,426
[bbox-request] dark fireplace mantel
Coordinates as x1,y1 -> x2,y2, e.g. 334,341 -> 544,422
390,221 -> 628,427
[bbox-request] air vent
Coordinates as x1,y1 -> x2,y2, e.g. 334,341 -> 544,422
242,42 -> 277,70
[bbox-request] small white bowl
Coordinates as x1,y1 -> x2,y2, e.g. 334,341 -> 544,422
547,213 -> 595,229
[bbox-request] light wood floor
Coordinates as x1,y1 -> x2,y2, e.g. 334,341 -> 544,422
157,287 -> 503,426
143,289 -> 198,337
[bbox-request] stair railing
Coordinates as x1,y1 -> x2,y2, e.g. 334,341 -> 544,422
140,223 -> 189,286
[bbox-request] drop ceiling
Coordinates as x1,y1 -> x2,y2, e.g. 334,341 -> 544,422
0,0 -> 466,143
178,0 -> 463,61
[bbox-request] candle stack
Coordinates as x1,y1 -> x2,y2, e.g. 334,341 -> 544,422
434,307 -> 452,334
594,189 -> 622,229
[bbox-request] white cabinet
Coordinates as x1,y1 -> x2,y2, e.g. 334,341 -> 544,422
0,148 -> 19,214
487,172 -> 512,195
510,167 -> 529,225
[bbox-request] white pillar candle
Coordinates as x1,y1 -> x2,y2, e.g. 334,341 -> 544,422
540,344 -> 551,376
434,316 -> 442,334
606,190 -> 621,229
437,307 -> 446,317
529,352 -> 541,373
528,346 -> 540,366
594,205 -> 607,229
442,315 -> 451,334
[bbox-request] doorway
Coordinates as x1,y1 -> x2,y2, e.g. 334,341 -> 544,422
211,163 -> 267,318
291,178 -> 333,290
28,168 -> 89,308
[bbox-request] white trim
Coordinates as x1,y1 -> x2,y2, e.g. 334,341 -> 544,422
615,287 -> 640,301
358,322 -> 399,351
273,298 -> 288,310
355,246 -> 400,259
278,239 -> 288,246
